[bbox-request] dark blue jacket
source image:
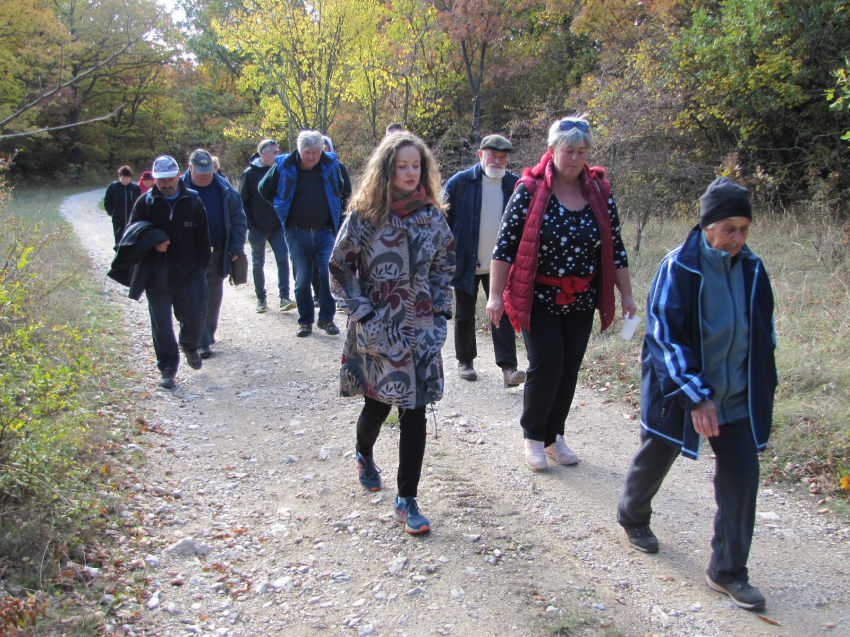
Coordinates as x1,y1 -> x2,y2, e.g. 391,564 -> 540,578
640,226 -> 777,459
443,163 -> 518,295
182,172 -> 247,277
258,150 -> 343,233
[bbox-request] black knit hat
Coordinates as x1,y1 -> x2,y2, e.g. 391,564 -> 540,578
699,177 -> 752,228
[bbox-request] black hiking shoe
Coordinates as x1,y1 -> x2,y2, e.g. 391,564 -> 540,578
705,575 -> 766,610
623,525 -> 659,553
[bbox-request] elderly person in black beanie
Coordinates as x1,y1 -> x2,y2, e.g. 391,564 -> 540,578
616,177 -> 777,611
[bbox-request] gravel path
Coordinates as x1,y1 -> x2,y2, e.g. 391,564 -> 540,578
62,190 -> 849,637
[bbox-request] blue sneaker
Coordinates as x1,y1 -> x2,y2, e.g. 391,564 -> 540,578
393,495 -> 430,534
356,452 -> 381,491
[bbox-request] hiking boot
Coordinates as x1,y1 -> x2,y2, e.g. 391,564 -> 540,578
199,345 -> 213,359
545,434 -> 580,465
458,361 -> 477,381
393,495 -> 431,534
705,575 -> 766,610
182,348 -> 203,370
158,367 -> 176,390
279,297 -> 296,312
296,323 -> 312,337
256,298 -> 268,313
623,525 -> 659,553
502,366 -> 526,387
524,439 -> 547,471
317,319 -> 340,335
356,452 -> 381,491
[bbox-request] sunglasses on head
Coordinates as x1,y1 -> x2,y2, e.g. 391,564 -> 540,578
559,119 -> 589,132
260,140 -> 278,152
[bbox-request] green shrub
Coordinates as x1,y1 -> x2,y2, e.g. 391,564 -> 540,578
0,213 -> 96,506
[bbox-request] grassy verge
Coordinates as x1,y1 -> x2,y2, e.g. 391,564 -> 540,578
473,210 -> 850,500
1,183 -> 150,634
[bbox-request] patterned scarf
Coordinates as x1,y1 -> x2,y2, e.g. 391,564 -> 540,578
391,184 -> 432,220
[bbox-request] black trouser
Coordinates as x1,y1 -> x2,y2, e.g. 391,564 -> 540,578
454,274 -> 518,368
355,396 -> 427,498
146,267 -> 208,371
199,249 -> 224,348
519,301 -> 594,445
617,418 -> 760,584
112,214 -> 128,248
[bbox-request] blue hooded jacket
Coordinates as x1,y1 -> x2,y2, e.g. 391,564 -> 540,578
640,225 -> 777,459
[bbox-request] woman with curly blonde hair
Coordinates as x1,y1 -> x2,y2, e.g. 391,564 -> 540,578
330,132 -> 455,534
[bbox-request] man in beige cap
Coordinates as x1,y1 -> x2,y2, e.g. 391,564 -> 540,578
443,135 -> 525,387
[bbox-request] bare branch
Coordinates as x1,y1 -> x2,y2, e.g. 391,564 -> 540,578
0,105 -> 126,139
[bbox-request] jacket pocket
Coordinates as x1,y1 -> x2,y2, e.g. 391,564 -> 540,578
355,306 -> 392,356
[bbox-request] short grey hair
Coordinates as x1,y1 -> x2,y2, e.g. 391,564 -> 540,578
297,130 -> 324,152
547,115 -> 593,151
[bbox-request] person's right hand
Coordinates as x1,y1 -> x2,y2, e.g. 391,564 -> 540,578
486,297 -> 505,326
691,400 -> 719,438
155,240 -> 170,252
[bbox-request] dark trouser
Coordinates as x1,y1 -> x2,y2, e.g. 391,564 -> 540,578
248,226 -> 290,300
199,251 -> 225,348
519,301 -> 594,445
454,274 -> 518,368
146,267 -> 208,371
111,214 -> 127,248
355,397 -> 427,498
285,227 -> 336,324
311,261 -> 320,301
617,418 -> 760,584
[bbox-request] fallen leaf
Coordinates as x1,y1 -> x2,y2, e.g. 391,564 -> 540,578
756,614 -> 780,626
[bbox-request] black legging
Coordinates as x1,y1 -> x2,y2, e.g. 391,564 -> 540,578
520,301 -> 595,445
355,397 -> 427,498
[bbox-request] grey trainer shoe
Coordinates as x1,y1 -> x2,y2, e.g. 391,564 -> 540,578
458,362 -> 477,381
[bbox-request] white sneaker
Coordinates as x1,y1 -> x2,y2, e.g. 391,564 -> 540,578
524,439 -> 548,471
545,435 -> 579,465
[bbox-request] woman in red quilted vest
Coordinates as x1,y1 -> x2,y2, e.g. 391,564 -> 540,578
486,116 -> 637,471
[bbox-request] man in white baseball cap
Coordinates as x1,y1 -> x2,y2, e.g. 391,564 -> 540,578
127,155 -> 211,389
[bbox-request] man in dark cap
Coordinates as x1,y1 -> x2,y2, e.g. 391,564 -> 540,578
616,177 -> 777,611
443,134 -> 525,387
183,149 -> 247,359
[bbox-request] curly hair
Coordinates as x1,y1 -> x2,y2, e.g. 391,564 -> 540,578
348,132 -> 445,225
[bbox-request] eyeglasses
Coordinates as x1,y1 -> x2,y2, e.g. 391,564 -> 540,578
559,119 -> 589,132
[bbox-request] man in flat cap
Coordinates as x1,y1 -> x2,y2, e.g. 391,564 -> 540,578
183,149 -> 247,359
127,155 -> 211,389
616,177 -> 777,611
443,135 -> 525,387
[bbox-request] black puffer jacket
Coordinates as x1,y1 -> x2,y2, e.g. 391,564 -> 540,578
239,155 -> 280,232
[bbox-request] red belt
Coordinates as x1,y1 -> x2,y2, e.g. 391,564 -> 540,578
534,272 -> 596,305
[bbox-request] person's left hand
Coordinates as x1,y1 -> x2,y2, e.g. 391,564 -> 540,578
621,294 -> 637,319
230,253 -> 239,261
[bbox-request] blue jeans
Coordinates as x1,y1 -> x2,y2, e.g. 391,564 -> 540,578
284,227 -> 335,324
248,226 -> 290,300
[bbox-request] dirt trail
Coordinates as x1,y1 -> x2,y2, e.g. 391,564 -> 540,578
62,190 -> 848,637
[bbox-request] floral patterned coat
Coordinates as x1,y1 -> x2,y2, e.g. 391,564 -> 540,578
330,206 -> 456,409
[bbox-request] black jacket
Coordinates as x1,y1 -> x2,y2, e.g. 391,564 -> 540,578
128,181 -> 211,282
107,221 -> 170,300
443,163 -> 519,295
104,181 -> 142,225
239,155 -> 281,232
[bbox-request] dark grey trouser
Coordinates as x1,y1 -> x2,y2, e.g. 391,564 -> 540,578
199,250 -> 225,348
146,267 -> 207,371
617,417 -> 760,584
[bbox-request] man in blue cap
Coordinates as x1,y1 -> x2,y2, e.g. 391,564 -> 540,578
617,177 -> 777,611
128,155 -> 211,389
183,149 -> 247,358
